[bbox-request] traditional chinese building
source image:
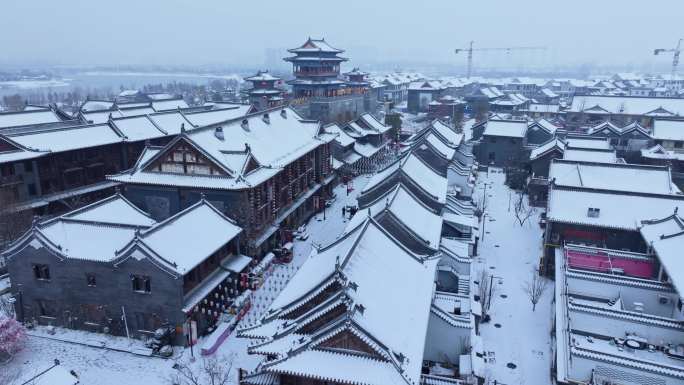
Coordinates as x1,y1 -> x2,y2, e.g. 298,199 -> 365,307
284,38 -> 349,99
243,71 -> 285,111
3,194 -> 250,344
284,38 -> 374,124
343,67 -> 370,94
108,107 -> 335,257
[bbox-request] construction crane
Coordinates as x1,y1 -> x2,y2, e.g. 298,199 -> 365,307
654,39 -> 683,79
454,41 -> 547,78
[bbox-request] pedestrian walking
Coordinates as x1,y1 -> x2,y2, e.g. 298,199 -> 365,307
342,206 -> 346,218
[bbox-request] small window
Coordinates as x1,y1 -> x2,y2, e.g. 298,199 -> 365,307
27,183 -> 37,196
587,207 -> 601,218
33,264 -> 50,280
132,275 -> 151,293
675,142 -> 683,149
86,273 -> 96,287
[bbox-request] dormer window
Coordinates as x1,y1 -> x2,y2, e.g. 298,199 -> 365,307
587,207 -> 600,218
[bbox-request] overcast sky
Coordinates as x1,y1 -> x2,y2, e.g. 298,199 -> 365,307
1,0 -> 682,71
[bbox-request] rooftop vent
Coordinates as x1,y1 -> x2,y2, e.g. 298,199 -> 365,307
241,119 -> 250,132
587,207 -> 600,218
262,113 -> 270,124
214,126 -> 224,140
280,109 -> 287,119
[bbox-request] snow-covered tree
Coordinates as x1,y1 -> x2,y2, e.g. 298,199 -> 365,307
0,316 -> 26,361
513,190 -> 535,227
170,354 -> 235,385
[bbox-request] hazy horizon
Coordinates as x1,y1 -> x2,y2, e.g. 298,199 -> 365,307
1,0 -> 683,74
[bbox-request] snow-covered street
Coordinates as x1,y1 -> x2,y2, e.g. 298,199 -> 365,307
475,169 -> 553,385
5,176 -> 370,385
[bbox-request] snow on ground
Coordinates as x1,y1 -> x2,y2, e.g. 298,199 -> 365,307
4,176 -> 370,385
475,168 -> 553,385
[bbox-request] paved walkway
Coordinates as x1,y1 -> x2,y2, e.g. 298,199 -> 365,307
475,169 -> 553,385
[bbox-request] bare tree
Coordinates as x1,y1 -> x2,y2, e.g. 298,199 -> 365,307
513,190 -> 535,227
171,354 -> 235,385
476,269 -> 497,319
522,268 -> 548,312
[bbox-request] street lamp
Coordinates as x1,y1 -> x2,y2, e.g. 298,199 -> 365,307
487,274 -> 503,311
480,182 -> 491,242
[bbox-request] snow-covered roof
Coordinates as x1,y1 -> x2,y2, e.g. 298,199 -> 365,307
59,193 -> 156,227
245,70 -> 281,82
363,154 -> 448,205
151,98 -> 189,112
346,184 -> 443,249
409,80 -> 444,91
541,88 -> 558,98
4,195 -> 242,276
530,138 -> 565,160
358,113 -> 390,134
528,118 -> 558,134
547,186 -> 684,231
353,141 -> 382,158
81,109 -> 124,124
0,109 -> 63,129
6,123 -> 123,153
569,95 -> 684,116
324,123 -> 355,147
641,144 -> 684,161
402,155 -> 448,203
549,160 -> 680,195
183,105 -> 252,127
244,217 -> 438,385
482,120 -> 527,138
147,111 -> 194,134
562,148 -> 617,163
287,38 -> 344,54
525,103 -> 560,113
427,120 -> 464,148
185,108 -> 320,167
652,119 -> 684,141
425,133 -> 456,159
564,136 -> 611,150
146,93 -> 176,101
479,86 -> 504,99
109,108 -> 325,190
81,100 -> 115,112
5,194 -> 155,263
640,215 -> 684,294
110,115 -> 167,141
136,200 -> 242,274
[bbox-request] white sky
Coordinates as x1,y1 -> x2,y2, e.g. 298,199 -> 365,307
0,0 -> 682,70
